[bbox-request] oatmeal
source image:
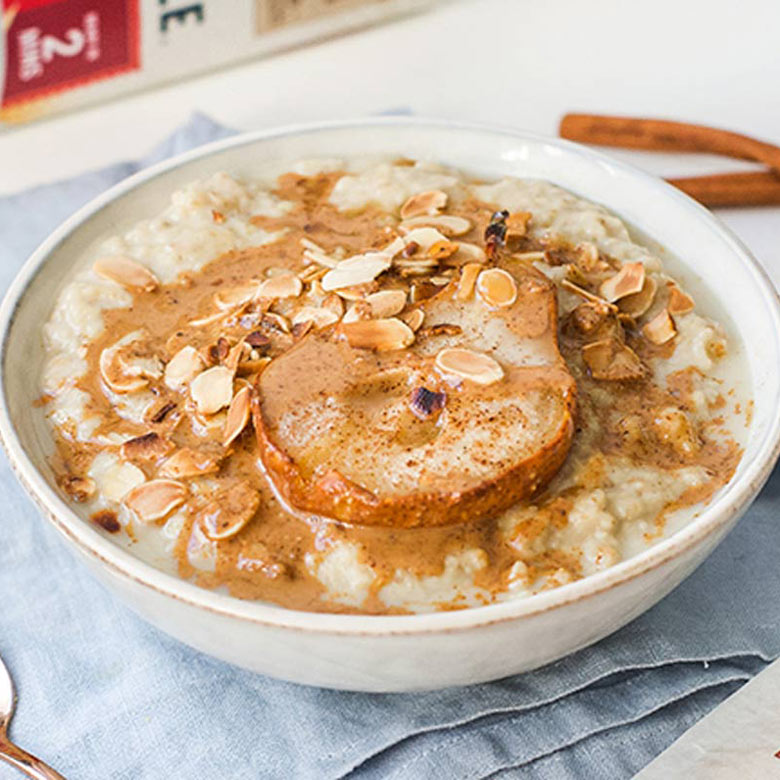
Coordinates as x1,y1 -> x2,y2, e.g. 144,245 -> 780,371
41,160 -> 745,614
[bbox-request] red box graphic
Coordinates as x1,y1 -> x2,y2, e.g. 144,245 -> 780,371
3,0 -> 140,106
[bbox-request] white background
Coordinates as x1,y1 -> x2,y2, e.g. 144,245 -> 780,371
1,0 -> 778,285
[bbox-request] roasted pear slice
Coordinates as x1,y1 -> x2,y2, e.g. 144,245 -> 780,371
253,263 -> 576,528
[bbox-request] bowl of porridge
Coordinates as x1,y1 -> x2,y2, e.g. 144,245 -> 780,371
1,119 -> 779,691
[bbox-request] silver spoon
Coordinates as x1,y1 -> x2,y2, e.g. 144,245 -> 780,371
0,654 -> 66,779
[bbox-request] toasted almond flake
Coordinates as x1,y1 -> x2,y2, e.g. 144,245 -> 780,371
396,259 -> 439,276
214,282 -> 261,310
165,346 -> 205,390
223,340 -> 247,374
457,263 -> 482,301
400,309 -> 424,331
257,273 -> 303,300
261,312 -> 291,334
322,293 -> 344,317
453,242 -> 487,264
191,410 -> 228,438
124,479 -> 187,523
409,281 -> 440,303
237,356 -> 271,376
599,262 -> 646,302
321,252 -> 391,291
561,279 -> 616,310
99,344 -> 148,394
120,432 -> 172,461
59,475 -> 95,502
118,351 -> 163,380
400,189 -> 448,219
93,255 -> 159,291
198,481 -> 260,541
512,251 -> 546,262
291,306 -> 341,329
400,215 -> 472,236
364,289 -> 407,318
341,318 -> 415,351
435,348 -> 504,385
223,385 -> 251,446
476,268 -> 518,308
188,306 -> 242,328
160,448 -> 220,479
299,264 -> 328,283
666,283 -> 695,315
427,240 -> 459,260
334,284 -> 374,301
575,242 -> 606,272
341,302 -> 369,324
618,276 -> 657,317
190,366 -> 234,415
506,211 -> 532,237
582,339 -> 645,381
388,227 -> 450,256
643,308 -> 677,345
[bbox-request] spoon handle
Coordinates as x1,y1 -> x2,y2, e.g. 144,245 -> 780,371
0,734 -> 66,780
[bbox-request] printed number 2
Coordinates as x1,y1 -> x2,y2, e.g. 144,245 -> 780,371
40,29 -> 86,62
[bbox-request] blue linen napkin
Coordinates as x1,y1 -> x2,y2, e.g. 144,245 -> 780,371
0,113 -> 778,780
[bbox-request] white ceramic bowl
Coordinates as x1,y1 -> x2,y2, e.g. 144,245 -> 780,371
2,119 -> 779,692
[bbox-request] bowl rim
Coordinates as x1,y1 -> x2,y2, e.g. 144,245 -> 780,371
1,116 -> 779,636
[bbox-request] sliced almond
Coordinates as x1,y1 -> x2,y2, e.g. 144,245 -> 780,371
643,308 -> 677,345
561,279 -> 616,309
198,480 -> 260,540
506,211 -> 532,238
224,340 -> 248,374
435,348 -> 504,385
575,242 -> 607,272
364,289 -> 407,318
321,252 -> 391,291
427,240 -> 459,260
99,344 -> 148,395
322,293 -> 345,318
223,385 -> 251,446
456,263 -> 483,301
120,432 -> 172,461
59,475 -> 95,503
190,366 -> 234,415
160,448 -> 220,479
666,283 -> 695,315
333,284 -> 374,301
93,255 -> 159,292
400,189 -> 448,219
582,339 -> 645,381
257,273 -> 303,300
599,263 -> 646,302
453,242 -> 487,264
400,215 -> 471,236
214,282 -> 261,310
618,276 -> 657,317
400,309 -> 424,331
341,318 -> 415,351
476,268 -> 518,308
261,312 -> 291,334
291,306 -> 340,329
164,346 -> 205,391
124,479 -> 187,523
188,307 -> 242,328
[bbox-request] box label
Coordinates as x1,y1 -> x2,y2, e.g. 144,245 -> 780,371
2,0 -> 139,106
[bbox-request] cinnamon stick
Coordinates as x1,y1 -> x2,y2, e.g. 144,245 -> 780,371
667,171 -> 780,208
560,114 -> 780,172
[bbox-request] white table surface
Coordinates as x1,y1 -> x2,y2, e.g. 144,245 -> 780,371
1,0 -> 778,289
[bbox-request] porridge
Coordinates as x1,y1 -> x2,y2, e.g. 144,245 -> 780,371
40,160 -> 746,614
